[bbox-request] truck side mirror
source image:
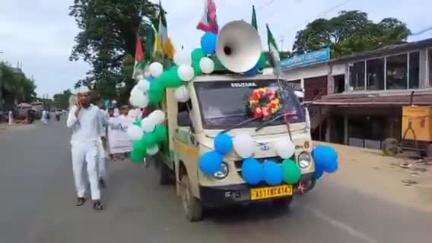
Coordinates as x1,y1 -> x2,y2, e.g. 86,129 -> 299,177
177,111 -> 192,127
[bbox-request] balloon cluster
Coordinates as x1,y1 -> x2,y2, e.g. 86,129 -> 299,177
199,132 -> 302,186
126,110 -> 168,163
312,145 -> 339,179
199,133 -> 233,175
241,137 -> 300,186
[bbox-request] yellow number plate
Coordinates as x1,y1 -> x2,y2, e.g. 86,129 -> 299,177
250,185 -> 293,200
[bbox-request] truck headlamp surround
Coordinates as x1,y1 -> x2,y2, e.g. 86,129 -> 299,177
298,152 -> 312,169
213,162 -> 229,179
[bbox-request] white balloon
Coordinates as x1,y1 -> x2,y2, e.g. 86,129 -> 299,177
148,110 -> 166,124
199,57 -> 215,74
126,125 -> 143,141
140,118 -> 156,133
174,85 -> 190,103
274,139 -> 295,159
146,145 -> 159,155
129,90 -> 149,108
233,133 -> 255,158
149,62 -> 163,78
174,50 -> 192,66
177,65 -> 195,81
136,79 -> 150,92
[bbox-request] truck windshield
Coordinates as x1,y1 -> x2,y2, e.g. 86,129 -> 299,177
195,79 -> 305,129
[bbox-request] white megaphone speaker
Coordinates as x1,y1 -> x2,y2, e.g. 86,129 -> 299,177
216,20 -> 262,73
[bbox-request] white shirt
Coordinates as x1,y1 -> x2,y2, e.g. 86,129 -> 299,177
67,104 -> 102,145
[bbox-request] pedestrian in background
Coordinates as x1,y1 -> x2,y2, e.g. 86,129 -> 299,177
41,109 -> 48,125
67,87 -> 104,210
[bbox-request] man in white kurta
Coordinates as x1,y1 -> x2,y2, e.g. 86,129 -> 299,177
67,89 -> 104,210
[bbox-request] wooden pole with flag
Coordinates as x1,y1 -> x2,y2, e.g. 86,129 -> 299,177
251,5 -> 258,30
197,0 -> 219,33
132,36 -> 145,79
266,24 -> 281,74
157,1 -> 175,60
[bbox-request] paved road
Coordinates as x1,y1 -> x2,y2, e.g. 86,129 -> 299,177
1,120 -> 431,243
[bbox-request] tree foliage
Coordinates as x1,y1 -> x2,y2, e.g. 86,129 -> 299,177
293,11 -> 411,57
53,89 -> 73,110
69,0 -> 158,102
0,62 -> 37,110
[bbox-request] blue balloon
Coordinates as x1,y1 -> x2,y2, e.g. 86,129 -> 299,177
262,160 -> 283,186
313,145 -> 339,174
241,158 -> 263,185
244,65 -> 260,76
313,166 -> 324,180
201,32 -> 218,55
214,133 -> 233,155
199,151 -> 223,175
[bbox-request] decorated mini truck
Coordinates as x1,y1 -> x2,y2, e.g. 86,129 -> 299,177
128,20 -> 338,221
163,73 -> 315,221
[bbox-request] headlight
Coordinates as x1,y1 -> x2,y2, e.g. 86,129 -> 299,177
298,152 -> 312,169
213,162 -> 229,179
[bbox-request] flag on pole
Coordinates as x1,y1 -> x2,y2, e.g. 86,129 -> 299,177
197,0 -> 218,34
132,36 -> 145,79
156,1 -> 175,59
251,5 -> 258,30
266,24 -> 281,73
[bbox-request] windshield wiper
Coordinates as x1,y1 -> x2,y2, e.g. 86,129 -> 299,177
223,116 -> 262,133
254,112 -> 285,132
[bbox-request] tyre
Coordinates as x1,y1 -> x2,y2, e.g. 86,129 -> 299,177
383,138 -> 399,156
426,143 -> 432,158
159,162 -> 174,185
180,174 -> 203,222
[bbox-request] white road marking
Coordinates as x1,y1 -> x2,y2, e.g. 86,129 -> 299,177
305,206 -> 377,243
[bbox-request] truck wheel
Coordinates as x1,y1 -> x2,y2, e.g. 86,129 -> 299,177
272,196 -> 293,208
159,162 -> 173,185
426,144 -> 432,158
383,138 -> 399,156
180,174 -> 203,222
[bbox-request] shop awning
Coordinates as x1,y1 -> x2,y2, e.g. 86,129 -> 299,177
307,90 -> 432,107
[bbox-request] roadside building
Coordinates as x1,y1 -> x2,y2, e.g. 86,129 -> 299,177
281,38 -> 432,149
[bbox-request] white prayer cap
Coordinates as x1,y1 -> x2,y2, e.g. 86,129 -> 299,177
73,86 -> 90,95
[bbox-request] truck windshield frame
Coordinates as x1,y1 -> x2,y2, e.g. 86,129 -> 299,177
194,79 -> 305,130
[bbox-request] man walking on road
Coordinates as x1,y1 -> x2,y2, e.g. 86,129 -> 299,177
67,87 -> 104,210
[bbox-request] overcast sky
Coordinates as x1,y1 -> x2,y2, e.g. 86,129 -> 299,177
1,0 -> 431,97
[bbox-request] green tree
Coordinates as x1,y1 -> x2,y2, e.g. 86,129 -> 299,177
69,0 -> 158,103
53,89 -> 73,110
0,62 -> 36,110
293,11 -> 411,57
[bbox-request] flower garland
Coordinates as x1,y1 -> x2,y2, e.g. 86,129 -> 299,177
248,87 -> 281,119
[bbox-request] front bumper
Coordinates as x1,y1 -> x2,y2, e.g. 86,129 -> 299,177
199,173 -> 314,207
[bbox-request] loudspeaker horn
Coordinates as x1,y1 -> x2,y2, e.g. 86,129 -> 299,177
216,20 -> 262,73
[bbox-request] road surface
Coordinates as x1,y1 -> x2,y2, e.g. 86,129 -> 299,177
0,120 -> 431,243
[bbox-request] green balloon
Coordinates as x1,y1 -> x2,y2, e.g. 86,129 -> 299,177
133,139 -> 147,152
148,80 -> 165,105
142,132 -> 159,147
282,159 -> 301,184
154,124 -> 168,143
191,48 -> 205,75
130,149 -> 146,164
160,67 -> 183,88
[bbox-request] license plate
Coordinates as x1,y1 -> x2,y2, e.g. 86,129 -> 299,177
250,185 -> 293,200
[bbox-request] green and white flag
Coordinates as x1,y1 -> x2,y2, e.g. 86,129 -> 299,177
266,24 -> 281,74
251,5 -> 258,30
